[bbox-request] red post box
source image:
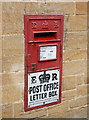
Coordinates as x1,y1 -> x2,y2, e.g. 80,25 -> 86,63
24,15 -> 64,111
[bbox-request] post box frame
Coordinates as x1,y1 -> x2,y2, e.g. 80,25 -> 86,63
24,15 -> 64,111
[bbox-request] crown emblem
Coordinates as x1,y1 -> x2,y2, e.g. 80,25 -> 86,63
42,20 -> 48,29
39,71 -> 50,84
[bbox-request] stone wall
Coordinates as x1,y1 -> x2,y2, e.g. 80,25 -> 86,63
0,2 -> 2,120
0,0 -> 88,118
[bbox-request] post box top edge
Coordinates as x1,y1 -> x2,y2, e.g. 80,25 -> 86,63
24,14 -> 64,20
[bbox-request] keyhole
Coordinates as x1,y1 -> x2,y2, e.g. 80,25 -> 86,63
31,63 -> 36,71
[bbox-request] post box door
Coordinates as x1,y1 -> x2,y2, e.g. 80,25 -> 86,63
27,41 -> 62,72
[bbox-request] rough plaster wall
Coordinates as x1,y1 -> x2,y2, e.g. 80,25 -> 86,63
1,1 -> 88,118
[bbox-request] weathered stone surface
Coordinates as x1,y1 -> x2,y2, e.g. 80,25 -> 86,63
14,102 -> 47,118
0,73 -> 2,86
76,2 -> 87,15
3,35 -> 24,56
25,2 -> 46,14
70,96 -> 87,108
2,55 -> 24,72
0,60 -> 2,73
0,86 -> 2,105
64,32 -> 87,50
0,36 -> 2,60
2,71 -> 24,86
65,15 -> 87,32
62,76 -> 77,91
48,101 -> 69,115
77,74 -> 84,85
2,104 -> 13,118
62,89 -> 77,101
43,105 -> 87,118
77,84 -> 87,96
0,3 -> 2,25
2,2 -> 25,24
63,49 -> 87,61
2,85 -> 21,104
45,2 -> 75,15
0,106 -> 2,120
65,106 -> 87,118
63,60 -> 87,76
2,23 -> 23,34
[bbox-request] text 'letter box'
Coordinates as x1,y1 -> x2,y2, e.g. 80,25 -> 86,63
24,15 -> 64,111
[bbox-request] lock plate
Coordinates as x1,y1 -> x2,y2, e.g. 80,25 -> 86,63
31,63 -> 36,71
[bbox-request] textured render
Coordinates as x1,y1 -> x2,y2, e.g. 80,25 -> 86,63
0,1 -> 88,119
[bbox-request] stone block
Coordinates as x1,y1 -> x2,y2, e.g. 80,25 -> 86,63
64,32 -> 87,50
20,84 -> 24,100
70,96 -> 87,108
62,89 -> 77,101
0,60 -> 2,73
2,55 -> 24,72
62,74 -> 84,87
63,60 -> 87,76
77,84 -> 87,96
47,106 -> 87,118
62,76 -> 77,91
0,106 -> 2,120
84,72 -> 88,84
48,101 -> 69,115
2,9 -> 21,24
25,2 -> 46,14
76,2 -> 87,15
46,0 -> 73,2
87,60 -> 89,84
0,23 -> 2,35
45,2 -> 75,15
37,0 -> 45,2
2,103 -> 13,118
3,35 -> 24,56
2,23 -> 23,35
42,110 -> 67,118
87,95 -> 89,104
0,86 -> 2,105
0,36 -> 2,60
63,49 -> 87,61
66,15 -> 87,32
2,71 -> 24,86
0,73 -> 2,86
76,0 -> 88,1
0,3 -> 2,24
2,85 -> 21,104
65,106 -> 87,118
77,74 -> 84,85
13,102 -> 24,118
14,102 -> 47,118
2,2 -> 14,12
2,2 -> 25,24
87,105 -> 89,118
30,108 -> 47,118
87,84 -> 89,95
